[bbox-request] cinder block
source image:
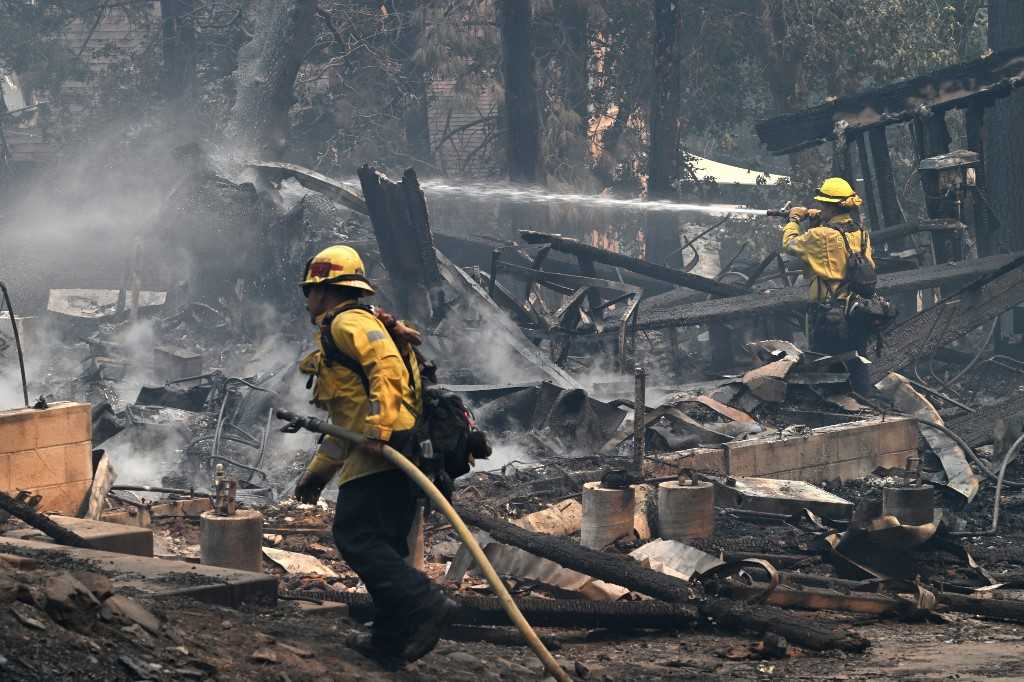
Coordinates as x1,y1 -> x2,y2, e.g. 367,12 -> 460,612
9,444 -> 69,489
30,480 -> 92,515
5,517 -> 154,557
64,440 -> 93,482
877,418 -> 919,454
875,449 -> 917,471
820,422 -> 880,466
36,404 -> 91,451
0,455 -> 9,490
0,402 -> 91,455
835,456 -> 874,482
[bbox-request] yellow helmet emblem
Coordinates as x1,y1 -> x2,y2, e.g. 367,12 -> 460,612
814,177 -> 862,208
300,245 -> 375,295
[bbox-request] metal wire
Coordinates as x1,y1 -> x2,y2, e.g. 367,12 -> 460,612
0,281 -> 29,407
936,318 -> 998,391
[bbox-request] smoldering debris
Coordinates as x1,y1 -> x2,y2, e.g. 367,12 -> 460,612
3,149 -> 1024,681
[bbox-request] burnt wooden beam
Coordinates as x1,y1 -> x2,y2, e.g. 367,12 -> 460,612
867,127 -> 906,226
854,133 -> 882,232
868,254 -> 1024,380
624,251 -> 1024,332
870,219 -> 967,246
435,251 -> 582,389
247,160 -> 368,214
358,166 -> 443,318
965,102 -> 997,257
520,230 -> 746,298
756,45 -> 1024,154
455,504 -> 694,603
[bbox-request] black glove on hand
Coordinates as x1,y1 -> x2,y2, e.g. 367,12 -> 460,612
294,470 -> 331,504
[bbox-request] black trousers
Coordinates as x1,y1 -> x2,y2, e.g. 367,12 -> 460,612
333,467 -> 436,652
808,309 -> 872,396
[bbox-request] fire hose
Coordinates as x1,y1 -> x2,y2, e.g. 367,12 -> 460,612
275,409 -> 570,682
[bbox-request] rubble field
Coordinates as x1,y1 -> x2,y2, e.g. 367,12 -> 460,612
3,161 -> 1024,682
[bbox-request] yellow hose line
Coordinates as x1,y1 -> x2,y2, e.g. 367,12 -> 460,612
378,443 -> 571,682
279,411 -> 569,680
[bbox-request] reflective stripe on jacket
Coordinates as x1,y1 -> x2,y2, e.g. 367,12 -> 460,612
782,215 -> 875,302
299,303 -> 419,486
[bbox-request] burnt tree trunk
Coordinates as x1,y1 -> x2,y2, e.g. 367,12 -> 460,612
223,0 -> 316,159
749,0 -> 819,183
498,0 -> 544,185
392,0 -> 433,168
159,0 -> 197,130
645,0 -> 684,264
555,0 -> 589,129
987,0 -> 1024,255
987,0 -> 1024,343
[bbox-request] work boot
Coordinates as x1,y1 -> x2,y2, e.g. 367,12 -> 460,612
345,632 -> 405,671
400,592 -> 458,663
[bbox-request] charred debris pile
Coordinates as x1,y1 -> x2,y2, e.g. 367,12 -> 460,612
3,147 -> 1024,678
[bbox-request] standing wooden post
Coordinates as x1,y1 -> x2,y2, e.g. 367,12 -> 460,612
854,133 -> 881,232
358,166 -> 445,321
966,102 -> 997,257
867,127 -> 906,226
633,366 -> 646,477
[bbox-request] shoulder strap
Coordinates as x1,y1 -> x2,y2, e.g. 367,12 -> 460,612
320,308 -> 370,393
320,305 -> 420,403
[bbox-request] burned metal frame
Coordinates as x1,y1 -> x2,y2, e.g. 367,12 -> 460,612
488,257 -> 643,369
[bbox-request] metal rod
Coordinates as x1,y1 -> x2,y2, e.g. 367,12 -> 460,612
249,407 -> 274,483
488,248 -> 501,299
0,281 -> 29,407
633,366 -> 646,477
111,485 -> 205,496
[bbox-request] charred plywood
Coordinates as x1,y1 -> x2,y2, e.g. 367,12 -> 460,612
869,255 -> 1024,380
359,166 -> 444,319
756,45 -> 1024,154
629,251 -> 1024,332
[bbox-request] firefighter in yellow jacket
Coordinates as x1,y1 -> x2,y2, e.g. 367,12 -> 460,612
294,245 -> 455,669
782,177 -> 875,395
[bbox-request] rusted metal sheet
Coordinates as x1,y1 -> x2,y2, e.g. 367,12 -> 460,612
756,45 -> 1024,154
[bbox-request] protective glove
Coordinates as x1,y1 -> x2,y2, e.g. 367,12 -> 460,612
294,470 -> 332,504
362,439 -> 388,458
788,206 -> 810,222
376,309 -> 423,346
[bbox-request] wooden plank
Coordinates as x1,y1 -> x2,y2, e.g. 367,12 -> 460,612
627,251 -> 1024,332
520,230 -> 746,298
755,45 -> 1024,154
869,255 -> 1024,380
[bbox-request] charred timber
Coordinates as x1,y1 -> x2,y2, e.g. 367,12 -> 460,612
948,394 -> 1024,447
700,599 -> 870,652
630,251 -> 1024,332
455,504 -> 694,603
306,590 -> 698,630
869,254 -> 1024,380
455,507 -> 872,652
520,230 -> 746,298
0,492 -> 94,549
756,45 -> 1024,154
870,220 -> 966,247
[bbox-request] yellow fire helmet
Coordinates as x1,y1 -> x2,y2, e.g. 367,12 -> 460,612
300,245 -> 375,295
814,177 -> 863,208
